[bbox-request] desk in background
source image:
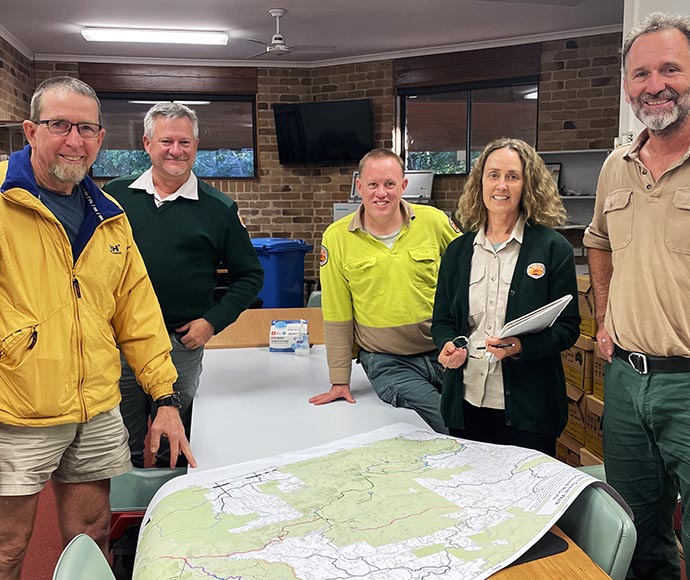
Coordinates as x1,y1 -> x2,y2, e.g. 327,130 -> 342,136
207,307 -> 324,349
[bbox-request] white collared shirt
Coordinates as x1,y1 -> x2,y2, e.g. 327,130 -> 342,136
463,215 -> 526,410
129,168 -> 199,207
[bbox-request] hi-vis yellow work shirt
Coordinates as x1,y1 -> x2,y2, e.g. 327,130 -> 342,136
320,201 -> 459,384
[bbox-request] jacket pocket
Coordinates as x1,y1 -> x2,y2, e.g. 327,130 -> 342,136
408,246 -> 440,289
603,189 -> 633,250
343,256 -> 384,298
0,325 -> 38,370
665,188 -> 690,255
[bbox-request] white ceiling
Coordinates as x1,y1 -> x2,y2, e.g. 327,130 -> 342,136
1,0 -> 624,68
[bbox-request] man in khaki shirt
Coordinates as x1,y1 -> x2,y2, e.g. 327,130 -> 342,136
583,12 -> 690,579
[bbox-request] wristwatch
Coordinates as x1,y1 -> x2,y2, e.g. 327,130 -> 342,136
154,391 -> 182,409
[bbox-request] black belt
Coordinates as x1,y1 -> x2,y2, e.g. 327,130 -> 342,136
613,345 -> 690,375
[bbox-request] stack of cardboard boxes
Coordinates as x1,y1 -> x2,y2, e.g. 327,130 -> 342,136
556,275 -> 605,468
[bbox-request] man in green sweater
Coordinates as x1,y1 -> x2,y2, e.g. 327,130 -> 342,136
105,102 -> 263,467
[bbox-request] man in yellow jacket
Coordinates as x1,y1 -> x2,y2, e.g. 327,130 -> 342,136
0,77 -> 194,579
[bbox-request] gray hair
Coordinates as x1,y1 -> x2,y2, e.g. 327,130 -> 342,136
30,77 -> 101,123
143,102 -> 199,139
358,148 -> 404,177
623,12 -> 690,71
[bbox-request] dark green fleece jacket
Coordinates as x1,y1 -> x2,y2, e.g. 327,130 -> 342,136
104,175 -> 263,334
432,223 -> 580,436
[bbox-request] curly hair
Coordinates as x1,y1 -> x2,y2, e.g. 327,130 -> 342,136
456,138 -> 567,232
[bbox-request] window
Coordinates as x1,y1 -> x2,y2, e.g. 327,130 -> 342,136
401,79 -> 538,175
92,94 -> 256,179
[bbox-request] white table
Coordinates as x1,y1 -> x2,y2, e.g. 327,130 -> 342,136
190,345 -> 429,471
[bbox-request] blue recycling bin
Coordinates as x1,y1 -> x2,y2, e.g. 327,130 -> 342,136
251,238 -> 314,308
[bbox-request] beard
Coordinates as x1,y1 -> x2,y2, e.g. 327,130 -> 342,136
630,87 -> 690,132
49,159 -> 89,184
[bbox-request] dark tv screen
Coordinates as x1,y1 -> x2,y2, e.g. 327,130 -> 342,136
274,99 -> 374,164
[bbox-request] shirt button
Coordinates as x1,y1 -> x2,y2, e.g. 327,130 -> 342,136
646,184 -> 652,190
506,420 -> 512,426
491,277 -> 496,281
509,290 -> 516,296
642,169 -> 648,175
505,390 -> 511,395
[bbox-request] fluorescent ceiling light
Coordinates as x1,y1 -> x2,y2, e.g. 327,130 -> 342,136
81,28 -> 228,46
128,100 -> 211,105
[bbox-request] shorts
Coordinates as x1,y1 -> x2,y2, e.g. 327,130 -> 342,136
0,407 -> 132,496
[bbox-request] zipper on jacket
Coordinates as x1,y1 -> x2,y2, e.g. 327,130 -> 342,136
72,273 -> 87,421
73,278 -> 82,298
28,329 -> 38,350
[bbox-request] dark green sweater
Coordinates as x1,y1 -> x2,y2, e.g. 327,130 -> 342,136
431,223 -> 580,436
104,176 -> 263,334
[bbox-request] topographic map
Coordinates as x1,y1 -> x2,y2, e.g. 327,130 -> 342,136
134,424 -> 598,580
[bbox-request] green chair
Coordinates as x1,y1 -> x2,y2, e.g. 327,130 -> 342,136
557,465 -> 635,580
307,290 -> 322,307
52,534 -> 115,580
110,467 -> 186,541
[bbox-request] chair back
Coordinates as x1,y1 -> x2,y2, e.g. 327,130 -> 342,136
110,466 -> 186,511
52,534 -> 115,580
307,290 -> 322,308
559,480 -> 636,580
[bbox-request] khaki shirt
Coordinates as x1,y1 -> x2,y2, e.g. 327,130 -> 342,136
464,217 -> 525,409
583,130 -> 690,356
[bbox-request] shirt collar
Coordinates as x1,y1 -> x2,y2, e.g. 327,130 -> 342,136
348,199 -> 415,232
129,167 -> 199,202
623,128 -> 690,166
474,214 -> 526,248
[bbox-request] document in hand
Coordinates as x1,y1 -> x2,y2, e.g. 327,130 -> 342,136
498,294 -> 573,339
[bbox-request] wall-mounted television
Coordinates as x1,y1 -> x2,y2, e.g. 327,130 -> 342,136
273,99 -> 374,165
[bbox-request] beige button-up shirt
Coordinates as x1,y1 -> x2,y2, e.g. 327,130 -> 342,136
464,216 -> 525,409
583,130 -> 690,357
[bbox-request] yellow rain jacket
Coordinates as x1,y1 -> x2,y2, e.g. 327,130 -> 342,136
0,147 -> 176,427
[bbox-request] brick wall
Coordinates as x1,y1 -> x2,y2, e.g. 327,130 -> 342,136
5,32 -> 621,288
33,62 -> 80,87
216,62 -> 396,282
539,32 -> 622,151
0,36 -> 32,154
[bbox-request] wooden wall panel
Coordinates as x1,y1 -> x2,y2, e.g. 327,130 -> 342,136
79,63 -> 257,94
394,44 -> 541,89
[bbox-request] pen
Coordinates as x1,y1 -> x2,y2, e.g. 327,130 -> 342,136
477,343 -> 516,349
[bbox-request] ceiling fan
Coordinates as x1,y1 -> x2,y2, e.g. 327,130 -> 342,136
243,8 -> 335,60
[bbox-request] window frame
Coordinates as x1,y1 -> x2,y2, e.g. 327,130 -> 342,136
93,92 -> 258,180
399,76 -> 539,176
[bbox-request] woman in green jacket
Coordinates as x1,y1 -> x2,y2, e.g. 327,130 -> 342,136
432,138 -> 580,456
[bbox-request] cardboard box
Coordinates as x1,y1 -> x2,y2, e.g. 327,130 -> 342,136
556,433 -> 582,467
585,394 -> 604,459
564,383 -> 587,445
580,446 -> 603,467
577,275 -> 597,337
561,334 -> 594,392
593,342 -> 607,401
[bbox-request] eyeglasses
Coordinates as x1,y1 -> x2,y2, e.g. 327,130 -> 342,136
35,119 -> 102,139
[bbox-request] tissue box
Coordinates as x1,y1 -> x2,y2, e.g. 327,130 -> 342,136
269,319 -> 308,352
